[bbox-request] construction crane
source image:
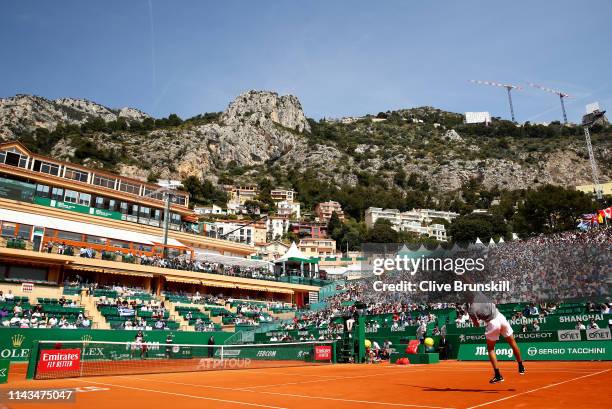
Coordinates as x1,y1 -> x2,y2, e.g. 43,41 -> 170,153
529,83 -> 571,124
470,80 -> 522,123
582,109 -> 606,201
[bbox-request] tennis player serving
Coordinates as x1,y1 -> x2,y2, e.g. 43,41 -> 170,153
468,292 -> 525,383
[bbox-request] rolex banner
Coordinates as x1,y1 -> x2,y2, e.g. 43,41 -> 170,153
0,328 -> 233,362
458,340 -> 612,361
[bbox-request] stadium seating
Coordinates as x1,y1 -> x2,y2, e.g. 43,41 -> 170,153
0,295 -> 91,328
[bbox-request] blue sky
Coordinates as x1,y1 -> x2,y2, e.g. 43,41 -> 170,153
1,1 -> 610,123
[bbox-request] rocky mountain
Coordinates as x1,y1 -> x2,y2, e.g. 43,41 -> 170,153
1,90 -> 610,210
0,94 -> 149,139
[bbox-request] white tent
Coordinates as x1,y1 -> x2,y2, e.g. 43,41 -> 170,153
275,242 -> 312,263
489,238 -> 496,246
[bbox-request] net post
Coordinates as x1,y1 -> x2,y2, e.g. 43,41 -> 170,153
332,341 -> 337,364
220,345 -> 224,363
25,340 -> 40,380
357,314 -> 366,363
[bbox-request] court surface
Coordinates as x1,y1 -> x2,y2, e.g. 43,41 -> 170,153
2,361 -> 611,409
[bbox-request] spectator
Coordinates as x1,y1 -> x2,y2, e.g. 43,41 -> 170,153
207,336 -> 215,358
438,335 -> 451,360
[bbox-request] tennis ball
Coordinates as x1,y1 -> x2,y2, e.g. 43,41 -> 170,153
424,337 -> 434,347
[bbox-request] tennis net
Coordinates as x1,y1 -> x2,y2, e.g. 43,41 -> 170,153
27,339 -> 337,380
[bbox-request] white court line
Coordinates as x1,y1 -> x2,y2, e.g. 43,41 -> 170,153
465,369 -> 611,409
74,379 -> 288,409
130,374 -> 455,409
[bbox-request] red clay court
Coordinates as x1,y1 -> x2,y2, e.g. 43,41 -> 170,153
2,360 -> 611,409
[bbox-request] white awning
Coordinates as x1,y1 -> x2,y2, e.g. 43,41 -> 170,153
194,250 -> 273,269
324,263 -> 369,276
0,207 -> 185,248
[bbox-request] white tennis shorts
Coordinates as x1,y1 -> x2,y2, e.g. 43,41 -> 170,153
485,313 -> 513,341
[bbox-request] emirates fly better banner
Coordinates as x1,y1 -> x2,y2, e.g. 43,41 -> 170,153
36,349 -> 81,373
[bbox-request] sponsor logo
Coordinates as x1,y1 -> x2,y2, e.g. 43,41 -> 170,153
475,346 -> 513,358
314,345 -> 332,361
586,328 -> 611,341
558,330 -> 581,342
196,358 -> 251,370
509,317 -> 547,326
256,350 -> 277,358
12,334 -> 25,348
515,332 -> 553,340
82,347 -> 105,357
559,314 -> 603,323
1,334 -> 29,359
37,349 -> 81,372
527,347 -> 538,357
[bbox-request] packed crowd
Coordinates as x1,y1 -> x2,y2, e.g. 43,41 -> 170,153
288,228 -> 610,335
485,228 -> 611,303
0,290 -> 91,329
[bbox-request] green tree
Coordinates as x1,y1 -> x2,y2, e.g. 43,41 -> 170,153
365,219 -> 399,243
448,213 -> 508,243
513,185 -> 596,235
327,211 -> 343,240
180,176 -> 228,208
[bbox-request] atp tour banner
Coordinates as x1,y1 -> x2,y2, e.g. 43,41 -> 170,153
0,328 -> 232,362
458,340 -> 612,361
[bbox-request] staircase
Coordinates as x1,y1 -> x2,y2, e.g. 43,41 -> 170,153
78,290 -> 110,330
164,300 -> 195,331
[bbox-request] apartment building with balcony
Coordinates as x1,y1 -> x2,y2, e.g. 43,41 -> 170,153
314,201 -> 344,223
364,207 -> 458,241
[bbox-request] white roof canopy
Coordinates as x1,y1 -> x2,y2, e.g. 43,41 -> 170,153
194,249 -> 272,269
0,207 -> 185,247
